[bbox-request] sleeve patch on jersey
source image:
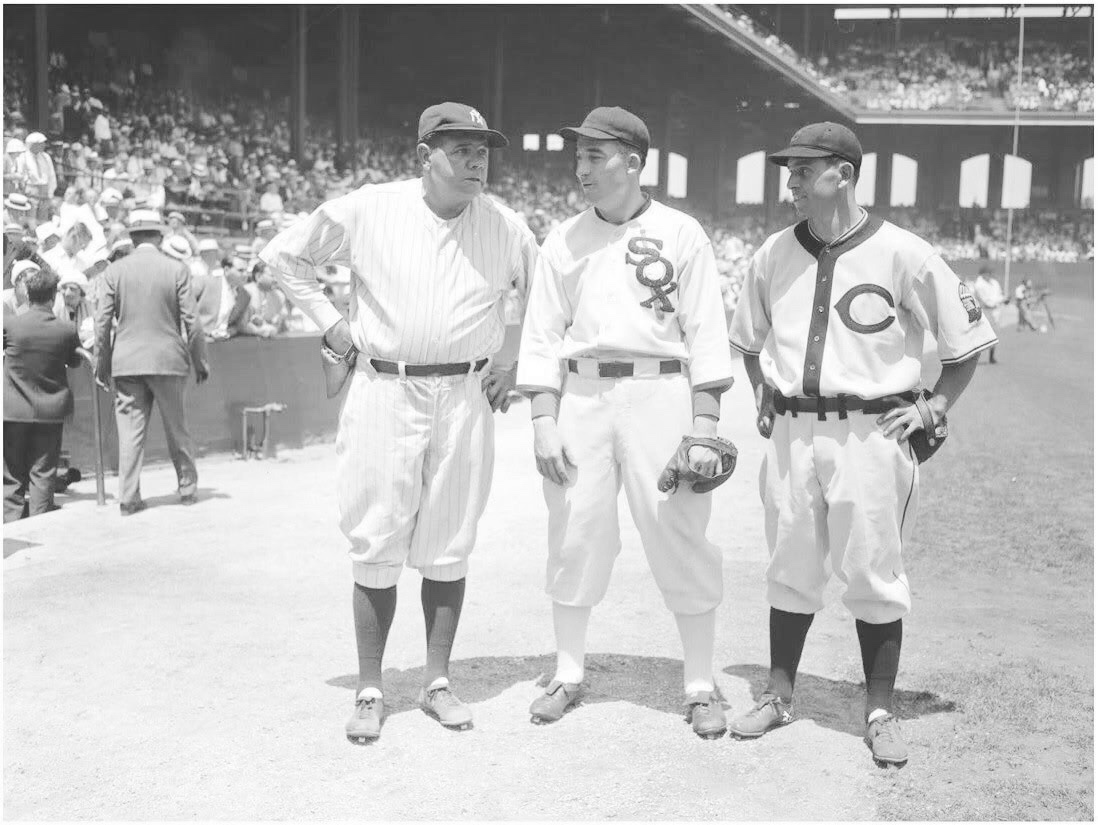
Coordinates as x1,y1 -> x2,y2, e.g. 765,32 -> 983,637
959,282 -> 983,323
626,236 -> 677,319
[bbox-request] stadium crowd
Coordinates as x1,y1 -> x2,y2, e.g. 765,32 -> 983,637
716,5 -> 1093,113
2,48 -> 1093,333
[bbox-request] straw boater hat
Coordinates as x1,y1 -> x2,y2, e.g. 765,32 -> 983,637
161,236 -> 192,260
127,209 -> 167,233
11,260 -> 41,283
4,193 -> 32,212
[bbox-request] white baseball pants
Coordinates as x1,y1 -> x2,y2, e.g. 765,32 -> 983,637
336,363 -> 493,588
544,370 -> 723,615
761,412 -> 916,623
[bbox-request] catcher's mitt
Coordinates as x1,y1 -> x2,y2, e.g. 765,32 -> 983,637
657,436 -> 738,494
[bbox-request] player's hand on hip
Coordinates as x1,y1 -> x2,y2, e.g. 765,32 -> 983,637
322,318 -> 354,358
533,416 -> 575,486
877,405 -> 923,443
482,366 -> 516,413
754,384 -> 776,439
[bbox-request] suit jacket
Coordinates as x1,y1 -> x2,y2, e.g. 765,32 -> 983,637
94,244 -> 208,380
3,304 -> 82,422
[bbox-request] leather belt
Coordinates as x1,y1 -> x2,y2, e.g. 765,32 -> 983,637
774,390 -> 918,420
370,357 -> 488,377
567,359 -> 682,378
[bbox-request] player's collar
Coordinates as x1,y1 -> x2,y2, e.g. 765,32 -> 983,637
594,194 -> 652,225
795,210 -> 883,259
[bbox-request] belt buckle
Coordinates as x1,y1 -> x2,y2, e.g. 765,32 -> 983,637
599,362 -> 632,378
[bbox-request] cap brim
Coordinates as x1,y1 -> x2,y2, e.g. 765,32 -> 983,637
558,126 -> 646,154
767,146 -> 836,166
420,126 -> 509,149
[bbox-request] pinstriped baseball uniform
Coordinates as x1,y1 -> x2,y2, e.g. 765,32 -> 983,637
517,198 -> 734,615
729,215 -> 998,622
260,177 -> 537,587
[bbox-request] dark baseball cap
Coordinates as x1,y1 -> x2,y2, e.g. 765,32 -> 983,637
418,102 -> 508,149
768,121 -> 863,169
559,106 -> 650,158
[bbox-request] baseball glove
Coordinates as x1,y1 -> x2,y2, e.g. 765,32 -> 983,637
657,436 -> 738,494
880,390 -> 948,463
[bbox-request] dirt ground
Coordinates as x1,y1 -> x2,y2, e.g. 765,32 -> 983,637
4,328 -> 1092,820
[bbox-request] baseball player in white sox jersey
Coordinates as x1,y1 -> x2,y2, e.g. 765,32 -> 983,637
727,122 -> 997,765
517,107 -> 736,739
260,102 -> 538,743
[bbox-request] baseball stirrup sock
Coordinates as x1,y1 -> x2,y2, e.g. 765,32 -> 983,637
422,577 -> 466,685
767,608 -> 815,703
675,609 -> 716,695
856,618 -> 902,718
353,583 -> 397,694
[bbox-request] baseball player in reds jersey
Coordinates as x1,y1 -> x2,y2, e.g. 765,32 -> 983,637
260,102 -> 538,743
726,122 -> 997,765
516,107 -> 736,739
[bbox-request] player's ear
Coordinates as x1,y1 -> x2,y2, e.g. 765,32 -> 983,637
625,150 -> 643,175
416,142 -> 432,168
837,160 -> 855,187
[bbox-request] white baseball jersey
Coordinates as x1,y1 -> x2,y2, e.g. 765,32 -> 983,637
518,197 -> 734,403
730,214 -> 998,399
730,213 -> 997,623
517,197 -> 733,616
260,177 -> 537,368
259,177 -> 538,586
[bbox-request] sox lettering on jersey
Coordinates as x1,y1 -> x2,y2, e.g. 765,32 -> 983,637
626,236 -> 677,318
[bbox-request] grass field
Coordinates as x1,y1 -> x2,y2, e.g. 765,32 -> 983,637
872,287 -> 1094,819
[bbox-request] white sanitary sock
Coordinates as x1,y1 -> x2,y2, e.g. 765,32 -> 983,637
552,603 -> 591,684
675,608 -> 716,696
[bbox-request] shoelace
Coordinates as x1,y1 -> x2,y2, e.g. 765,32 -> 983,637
427,687 -> 460,708
754,695 -> 788,717
354,698 -> 377,717
871,716 -> 900,742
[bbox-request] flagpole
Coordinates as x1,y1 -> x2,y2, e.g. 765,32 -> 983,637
1003,7 -> 1026,295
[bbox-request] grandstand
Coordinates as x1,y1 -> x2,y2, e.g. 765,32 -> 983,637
3,3 -> 1094,301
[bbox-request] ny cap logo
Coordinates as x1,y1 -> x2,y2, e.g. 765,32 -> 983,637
469,108 -> 487,127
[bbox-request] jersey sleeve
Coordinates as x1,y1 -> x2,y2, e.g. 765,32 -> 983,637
903,253 -> 999,364
728,247 -> 771,356
516,237 -> 569,396
259,192 -> 359,335
675,237 -> 734,391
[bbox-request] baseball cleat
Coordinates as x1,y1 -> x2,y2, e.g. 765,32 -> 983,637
865,713 -> 908,766
684,690 -> 728,740
418,685 -> 474,731
345,696 -> 384,744
728,693 -> 793,739
529,680 -> 586,724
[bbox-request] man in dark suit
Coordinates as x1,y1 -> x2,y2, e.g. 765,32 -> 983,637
94,209 -> 210,516
4,262 -> 82,521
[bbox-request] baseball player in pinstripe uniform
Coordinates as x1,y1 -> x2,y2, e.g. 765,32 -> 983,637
517,107 -> 736,739
260,102 -> 538,743
727,122 -> 997,765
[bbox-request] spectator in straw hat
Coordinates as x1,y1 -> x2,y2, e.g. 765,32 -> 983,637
3,193 -> 33,229
94,208 -> 209,516
3,264 -> 82,522
161,234 -> 192,263
18,133 -> 57,224
55,268 -> 96,349
250,218 -> 277,257
107,235 -> 133,263
3,259 -> 40,316
166,210 -> 199,256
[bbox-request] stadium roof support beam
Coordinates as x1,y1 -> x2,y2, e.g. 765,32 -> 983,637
677,3 -> 858,122
289,5 -> 306,165
34,5 -> 48,132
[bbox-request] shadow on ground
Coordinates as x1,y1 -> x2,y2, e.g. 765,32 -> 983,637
141,487 -> 232,508
724,663 -> 959,738
3,538 -> 41,559
328,653 -> 730,719
327,651 -> 957,734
